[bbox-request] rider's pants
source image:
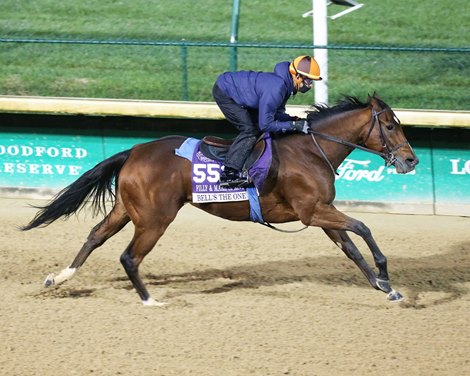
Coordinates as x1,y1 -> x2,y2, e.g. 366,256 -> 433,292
212,84 -> 260,172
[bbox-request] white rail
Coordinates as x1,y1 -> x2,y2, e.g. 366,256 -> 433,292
0,95 -> 469,127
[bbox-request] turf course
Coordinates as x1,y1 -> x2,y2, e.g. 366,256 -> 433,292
0,0 -> 469,109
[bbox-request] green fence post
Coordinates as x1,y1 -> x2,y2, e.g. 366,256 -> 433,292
181,40 -> 189,101
229,46 -> 237,72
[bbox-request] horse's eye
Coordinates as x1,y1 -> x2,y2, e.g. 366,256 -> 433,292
386,123 -> 395,131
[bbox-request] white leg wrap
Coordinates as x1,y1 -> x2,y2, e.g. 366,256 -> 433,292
55,266 -> 77,284
142,297 -> 168,307
44,266 -> 77,287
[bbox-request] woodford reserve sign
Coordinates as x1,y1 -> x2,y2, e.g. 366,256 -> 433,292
0,131 -> 468,216
0,144 -> 86,176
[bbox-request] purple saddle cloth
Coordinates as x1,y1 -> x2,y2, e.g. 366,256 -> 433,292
176,134 -> 272,201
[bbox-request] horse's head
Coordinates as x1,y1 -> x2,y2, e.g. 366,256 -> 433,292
363,94 -> 419,173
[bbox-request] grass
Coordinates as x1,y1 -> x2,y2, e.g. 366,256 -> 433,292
0,0 -> 469,110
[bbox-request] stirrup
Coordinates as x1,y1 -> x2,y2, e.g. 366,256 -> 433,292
220,176 -> 252,189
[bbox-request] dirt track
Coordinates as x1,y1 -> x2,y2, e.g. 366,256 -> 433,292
1,198 -> 469,376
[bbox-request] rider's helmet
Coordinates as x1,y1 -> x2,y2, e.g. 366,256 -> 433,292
289,55 -> 322,92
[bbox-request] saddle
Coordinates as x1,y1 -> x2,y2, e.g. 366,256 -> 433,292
200,134 -> 267,169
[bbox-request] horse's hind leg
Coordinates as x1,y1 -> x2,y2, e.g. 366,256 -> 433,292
322,227 -> 403,302
44,202 -> 130,287
119,206 -> 181,306
120,229 -> 165,306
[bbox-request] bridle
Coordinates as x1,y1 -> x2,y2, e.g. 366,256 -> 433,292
262,107 -> 410,233
308,107 -> 409,176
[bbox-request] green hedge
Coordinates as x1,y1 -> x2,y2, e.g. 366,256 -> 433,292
1,0 -> 469,109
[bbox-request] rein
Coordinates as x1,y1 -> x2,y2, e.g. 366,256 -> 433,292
308,108 -> 408,176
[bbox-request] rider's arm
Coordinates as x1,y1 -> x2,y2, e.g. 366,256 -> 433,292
258,90 -> 294,133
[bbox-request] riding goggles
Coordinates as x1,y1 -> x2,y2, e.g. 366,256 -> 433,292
302,76 -> 313,88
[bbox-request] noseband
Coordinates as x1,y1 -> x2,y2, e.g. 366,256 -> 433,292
308,107 -> 409,175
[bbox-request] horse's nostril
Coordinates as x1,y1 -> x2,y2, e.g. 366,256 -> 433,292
408,157 -> 419,167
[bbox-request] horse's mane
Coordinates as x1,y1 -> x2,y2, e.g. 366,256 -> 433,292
306,95 -> 371,123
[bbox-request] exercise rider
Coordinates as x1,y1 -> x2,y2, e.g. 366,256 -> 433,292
212,55 -> 322,188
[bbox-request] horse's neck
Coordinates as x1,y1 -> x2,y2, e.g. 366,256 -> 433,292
315,108 -> 371,167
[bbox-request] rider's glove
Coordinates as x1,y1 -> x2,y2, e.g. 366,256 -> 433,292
291,119 -> 310,134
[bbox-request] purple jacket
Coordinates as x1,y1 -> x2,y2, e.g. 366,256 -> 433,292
215,61 -> 296,133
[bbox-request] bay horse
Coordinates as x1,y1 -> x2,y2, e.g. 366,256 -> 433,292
22,94 -> 419,306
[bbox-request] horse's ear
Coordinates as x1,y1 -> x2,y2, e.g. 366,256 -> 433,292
368,93 -> 380,109
368,91 -> 382,106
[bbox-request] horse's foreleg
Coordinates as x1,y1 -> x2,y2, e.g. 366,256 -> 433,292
322,229 -> 379,289
344,220 -> 403,301
44,205 -> 130,288
302,204 -> 403,301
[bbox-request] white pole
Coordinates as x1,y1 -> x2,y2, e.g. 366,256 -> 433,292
313,0 -> 328,105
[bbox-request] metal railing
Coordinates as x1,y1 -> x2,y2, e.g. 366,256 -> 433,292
1,37 -> 469,108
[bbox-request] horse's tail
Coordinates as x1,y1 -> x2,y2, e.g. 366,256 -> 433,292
21,149 -> 131,231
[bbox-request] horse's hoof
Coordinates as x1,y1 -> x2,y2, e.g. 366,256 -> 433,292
387,289 -> 404,302
43,274 -> 55,287
376,278 -> 391,293
142,297 -> 168,307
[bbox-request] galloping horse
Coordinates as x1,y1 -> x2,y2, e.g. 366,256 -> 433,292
22,94 -> 419,306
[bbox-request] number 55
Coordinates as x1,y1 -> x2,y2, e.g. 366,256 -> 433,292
193,163 -> 221,183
